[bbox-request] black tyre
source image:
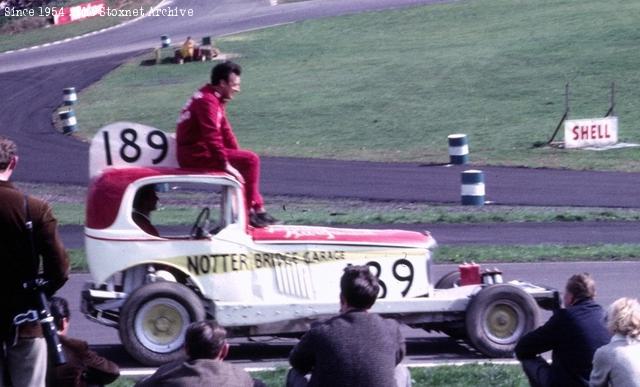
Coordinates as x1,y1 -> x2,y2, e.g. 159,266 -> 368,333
119,281 -> 205,366
435,270 -> 467,340
435,270 -> 461,289
434,270 -> 466,339
465,284 -> 539,358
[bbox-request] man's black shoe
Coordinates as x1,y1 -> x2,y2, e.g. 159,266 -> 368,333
257,212 -> 280,225
249,213 -> 269,228
249,212 -> 280,228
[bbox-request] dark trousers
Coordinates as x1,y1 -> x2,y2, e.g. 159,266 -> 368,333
521,356 -> 552,387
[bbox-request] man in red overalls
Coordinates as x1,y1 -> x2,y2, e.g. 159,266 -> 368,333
176,61 -> 278,228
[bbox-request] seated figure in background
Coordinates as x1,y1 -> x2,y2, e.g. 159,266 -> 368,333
287,265 -> 411,387
177,36 -> 199,63
590,297 -> 640,387
136,320 -> 265,387
515,273 -> 610,387
47,296 -> 120,387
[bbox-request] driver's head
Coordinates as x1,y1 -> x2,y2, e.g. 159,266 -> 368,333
210,61 -> 241,101
133,185 -> 158,213
185,320 -> 228,360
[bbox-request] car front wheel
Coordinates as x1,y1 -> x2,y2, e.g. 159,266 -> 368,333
119,281 -> 205,366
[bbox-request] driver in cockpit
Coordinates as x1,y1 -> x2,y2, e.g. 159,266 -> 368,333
132,185 -> 160,236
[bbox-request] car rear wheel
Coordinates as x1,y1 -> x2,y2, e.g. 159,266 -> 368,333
465,284 -> 539,358
119,281 -> 205,366
434,270 -> 466,339
435,270 -> 461,289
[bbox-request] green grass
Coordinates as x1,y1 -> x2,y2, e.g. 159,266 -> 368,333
0,0 -> 160,52
248,364 -> 525,387
72,0 -> 640,171
49,197 -> 640,226
68,248 -> 89,271
110,364 -> 527,386
411,364 -> 527,386
67,243 -> 640,273
436,243 -> 640,264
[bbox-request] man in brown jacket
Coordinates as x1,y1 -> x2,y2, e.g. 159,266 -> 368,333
0,136 -> 70,387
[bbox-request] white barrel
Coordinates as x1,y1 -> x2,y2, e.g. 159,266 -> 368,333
59,110 -> 77,134
448,134 -> 469,165
161,35 -> 171,48
461,169 -> 485,206
63,87 -> 77,106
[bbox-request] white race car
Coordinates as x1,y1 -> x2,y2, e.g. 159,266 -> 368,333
81,123 -> 559,365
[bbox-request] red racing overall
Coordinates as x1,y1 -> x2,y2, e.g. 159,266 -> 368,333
176,84 -> 264,214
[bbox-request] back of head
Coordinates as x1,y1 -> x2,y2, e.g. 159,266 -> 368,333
565,272 -> 596,302
340,265 -> 380,310
185,320 -> 227,360
607,297 -> 640,339
210,61 -> 242,85
133,185 -> 156,209
49,296 -> 70,331
0,136 -> 17,171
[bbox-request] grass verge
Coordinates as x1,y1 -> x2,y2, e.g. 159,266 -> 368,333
436,244 -> 640,264
72,0 -> 640,171
109,364 -> 527,386
46,198 -> 640,226
68,243 -> 640,273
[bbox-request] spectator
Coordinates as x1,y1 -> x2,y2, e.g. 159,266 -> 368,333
47,296 -> 120,387
178,36 -> 198,62
0,135 -> 69,387
132,185 -> 159,236
515,273 -> 610,387
287,265 -> 410,387
175,61 -> 279,228
590,297 -> 640,387
136,320 -> 264,387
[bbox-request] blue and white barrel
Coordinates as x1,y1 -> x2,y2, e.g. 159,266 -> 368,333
161,35 -> 171,48
461,170 -> 485,206
63,87 -> 77,105
59,110 -> 77,134
448,134 -> 469,165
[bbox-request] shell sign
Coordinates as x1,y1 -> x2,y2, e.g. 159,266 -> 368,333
564,116 -> 618,149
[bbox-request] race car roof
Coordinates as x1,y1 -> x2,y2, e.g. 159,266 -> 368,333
86,167 -> 231,229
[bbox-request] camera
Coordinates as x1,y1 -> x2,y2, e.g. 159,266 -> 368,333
21,278 -> 67,366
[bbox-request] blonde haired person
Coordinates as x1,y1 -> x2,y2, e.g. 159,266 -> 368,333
590,297 -> 640,387
180,36 -> 197,60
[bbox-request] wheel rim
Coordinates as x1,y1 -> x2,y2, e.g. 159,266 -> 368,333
134,297 -> 190,353
482,300 -> 525,344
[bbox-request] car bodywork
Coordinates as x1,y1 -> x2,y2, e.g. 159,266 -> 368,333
82,123 -> 559,365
